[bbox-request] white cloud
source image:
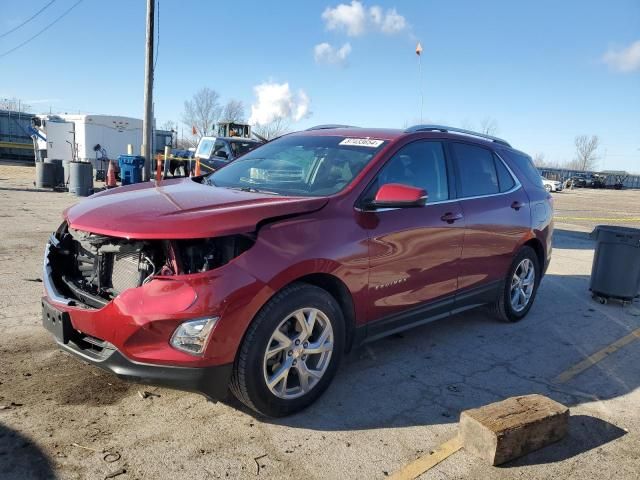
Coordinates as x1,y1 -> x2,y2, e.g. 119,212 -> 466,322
377,8 -> 406,34
248,82 -> 311,126
322,1 -> 367,36
369,5 -> 382,26
314,42 -> 352,66
602,40 -> 640,73
322,1 -> 407,36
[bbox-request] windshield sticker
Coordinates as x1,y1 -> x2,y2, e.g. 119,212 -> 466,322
339,138 -> 385,148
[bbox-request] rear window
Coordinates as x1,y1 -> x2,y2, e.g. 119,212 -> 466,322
503,150 -> 544,189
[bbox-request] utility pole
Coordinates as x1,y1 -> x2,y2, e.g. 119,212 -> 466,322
142,0 -> 155,181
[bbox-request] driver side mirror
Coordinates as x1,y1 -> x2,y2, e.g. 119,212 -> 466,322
216,150 -> 229,159
368,183 -> 427,209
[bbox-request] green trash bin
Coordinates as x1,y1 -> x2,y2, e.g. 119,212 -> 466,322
590,225 -> 640,302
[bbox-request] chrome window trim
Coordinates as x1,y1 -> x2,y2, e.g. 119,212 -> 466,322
355,150 -> 522,213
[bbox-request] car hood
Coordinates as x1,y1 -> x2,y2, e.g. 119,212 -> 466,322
64,178 -> 328,239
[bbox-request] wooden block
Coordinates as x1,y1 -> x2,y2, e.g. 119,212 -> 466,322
459,394 -> 569,465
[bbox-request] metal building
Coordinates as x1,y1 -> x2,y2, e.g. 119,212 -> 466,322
0,110 -> 34,162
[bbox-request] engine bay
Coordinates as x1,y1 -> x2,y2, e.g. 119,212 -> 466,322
48,222 -> 255,308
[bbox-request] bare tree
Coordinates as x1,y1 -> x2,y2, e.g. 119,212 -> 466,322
572,135 -> 600,171
176,136 -> 197,150
253,117 -> 291,140
0,97 -> 31,112
221,100 -> 245,123
532,152 -> 546,168
182,87 -> 222,139
160,120 -> 177,131
479,117 -> 498,135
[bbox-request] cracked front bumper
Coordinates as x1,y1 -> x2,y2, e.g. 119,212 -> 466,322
42,296 -> 232,400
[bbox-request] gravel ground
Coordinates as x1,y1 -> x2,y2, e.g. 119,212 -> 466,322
1,165 -> 639,480
552,187 -> 640,232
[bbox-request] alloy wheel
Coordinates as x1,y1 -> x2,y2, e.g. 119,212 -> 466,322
510,258 -> 536,312
263,308 -> 334,399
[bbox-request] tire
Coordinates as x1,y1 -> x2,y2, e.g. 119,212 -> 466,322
230,283 -> 345,417
491,246 -> 540,323
544,184 -> 552,193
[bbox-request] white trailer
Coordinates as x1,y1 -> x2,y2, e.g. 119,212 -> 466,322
34,114 -> 144,167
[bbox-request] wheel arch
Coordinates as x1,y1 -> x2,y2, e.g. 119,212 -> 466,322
287,273 -> 357,352
523,237 -> 545,274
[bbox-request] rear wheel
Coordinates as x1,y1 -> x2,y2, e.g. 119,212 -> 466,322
230,283 -> 344,417
492,246 -> 540,322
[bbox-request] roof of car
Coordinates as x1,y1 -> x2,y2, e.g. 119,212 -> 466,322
291,126 -> 515,149
291,127 -> 405,141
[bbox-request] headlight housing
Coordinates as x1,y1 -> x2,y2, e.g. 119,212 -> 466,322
170,317 -> 219,355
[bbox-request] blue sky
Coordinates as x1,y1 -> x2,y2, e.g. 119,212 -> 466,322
1,0 -> 639,171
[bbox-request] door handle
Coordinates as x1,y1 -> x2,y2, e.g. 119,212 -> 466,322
441,212 -> 463,224
511,201 -> 524,211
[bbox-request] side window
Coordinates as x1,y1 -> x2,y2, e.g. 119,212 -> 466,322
503,150 -> 544,189
374,141 -> 449,203
213,140 -> 229,158
494,155 -> 515,192
452,143 -> 499,197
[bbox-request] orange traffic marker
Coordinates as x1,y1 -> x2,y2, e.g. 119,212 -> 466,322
106,159 -> 117,188
194,158 -> 201,176
156,154 -> 163,182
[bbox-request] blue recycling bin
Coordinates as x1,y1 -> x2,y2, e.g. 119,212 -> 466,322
118,155 -> 145,185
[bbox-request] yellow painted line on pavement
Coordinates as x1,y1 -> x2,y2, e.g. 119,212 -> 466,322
554,328 -> 640,384
554,216 -> 640,222
389,436 -> 462,480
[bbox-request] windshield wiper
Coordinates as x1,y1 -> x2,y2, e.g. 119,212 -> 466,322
203,176 -> 215,186
229,186 -> 280,195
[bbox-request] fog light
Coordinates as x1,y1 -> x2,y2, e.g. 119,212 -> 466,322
170,317 -> 219,355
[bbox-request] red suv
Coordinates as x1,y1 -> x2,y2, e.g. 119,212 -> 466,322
42,125 -> 553,416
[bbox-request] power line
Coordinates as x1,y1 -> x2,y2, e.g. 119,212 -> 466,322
0,0 -> 84,59
0,0 -> 58,39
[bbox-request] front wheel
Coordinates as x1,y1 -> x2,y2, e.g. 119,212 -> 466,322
492,246 -> 540,322
230,283 -> 344,417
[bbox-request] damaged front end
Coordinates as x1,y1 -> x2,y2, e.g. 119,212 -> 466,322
46,222 -> 255,308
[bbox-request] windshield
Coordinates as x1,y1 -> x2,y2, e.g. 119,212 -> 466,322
208,135 -> 386,196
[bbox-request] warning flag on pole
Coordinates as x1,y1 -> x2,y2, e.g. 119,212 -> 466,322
415,42 -> 423,56
192,125 -> 197,136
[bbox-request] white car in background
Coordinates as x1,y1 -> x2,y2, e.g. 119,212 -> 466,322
541,176 -> 563,192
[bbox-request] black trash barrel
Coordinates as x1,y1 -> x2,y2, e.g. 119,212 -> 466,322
47,159 -> 64,186
590,225 -> 640,301
69,161 -> 94,197
35,161 -> 55,188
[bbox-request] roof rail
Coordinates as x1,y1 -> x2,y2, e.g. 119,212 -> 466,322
306,124 -> 357,131
404,124 -> 511,147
